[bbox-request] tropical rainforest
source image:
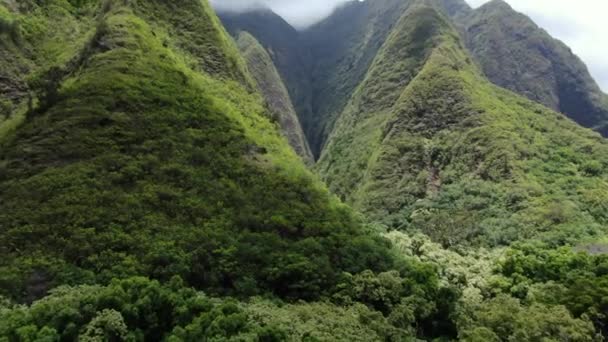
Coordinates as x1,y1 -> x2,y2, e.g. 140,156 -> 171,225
1,0 -> 608,340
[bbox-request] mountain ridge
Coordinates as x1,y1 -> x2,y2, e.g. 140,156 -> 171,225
219,0 -> 608,150
317,1 -> 608,248
236,31 -> 313,163
459,0 -> 608,136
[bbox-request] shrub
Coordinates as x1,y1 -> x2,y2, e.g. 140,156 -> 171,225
582,160 -> 603,176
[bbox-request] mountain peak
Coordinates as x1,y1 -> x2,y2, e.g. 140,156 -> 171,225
434,0 -> 472,17
463,0 -> 608,136
0,0 -> 388,304
481,0 -> 512,10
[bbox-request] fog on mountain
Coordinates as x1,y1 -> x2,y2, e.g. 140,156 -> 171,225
210,0 -> 352,28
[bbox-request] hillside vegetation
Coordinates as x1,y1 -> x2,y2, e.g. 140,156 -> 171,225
2,0 -> 608,340
318,2 -> 608,249
0,0 -> 399,304
315,3 -> 608,338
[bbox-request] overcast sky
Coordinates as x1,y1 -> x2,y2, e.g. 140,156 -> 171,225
210,0 -> 608,91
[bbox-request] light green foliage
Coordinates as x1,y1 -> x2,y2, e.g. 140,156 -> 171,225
386,231 -> 498,294
245,299 -> 403,341
387,235 -> 608,339
459,295 -> 599,342
79,309 -> 129,342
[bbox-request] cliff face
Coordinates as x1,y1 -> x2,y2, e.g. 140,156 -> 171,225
460,0 -> 608,136
237,32 -> 313,163
219,8 -> 316,155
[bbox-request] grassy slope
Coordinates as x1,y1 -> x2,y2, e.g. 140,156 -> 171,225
460,0 -> 608,137
0,0 -> 96,137
0,0 -> 392,301
318,3 -> 608,248
236,32 -> 313,164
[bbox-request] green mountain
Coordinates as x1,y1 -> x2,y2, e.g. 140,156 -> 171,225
459,0 -> 608,136
317,2 -> 608,248
2,0 -> 608,340
236,31 -> 313,163
0,0 -> 394,305
282,0 -> 470,156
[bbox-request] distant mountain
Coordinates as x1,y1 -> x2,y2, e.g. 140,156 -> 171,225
301,0 -> 413,156
218,9 -> 316,154
317,2 -> 608,248
216,0 -> 608,249
459,0 -> 608,136
222,0 -> 608,154
236,31 -> 313,163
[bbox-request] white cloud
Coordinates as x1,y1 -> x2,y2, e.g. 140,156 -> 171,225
466,0 -> 608,92
210,0 -> 350,28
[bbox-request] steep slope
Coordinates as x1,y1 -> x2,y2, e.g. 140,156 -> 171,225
461,0 -> 608,136
236,32 -> 313,163
301,0 -> 472,156
0,0 -> 96,138
218,8 -> 315,153
317,3 -> 608,248
215,0 -> 472,158
302,0 -> 412,156
0,0 -> 392,302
